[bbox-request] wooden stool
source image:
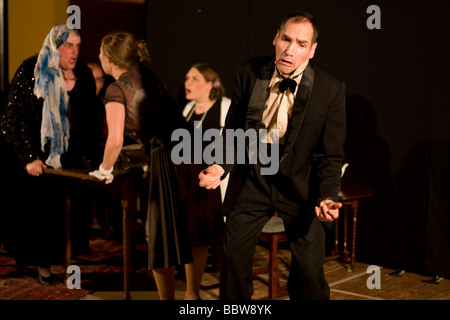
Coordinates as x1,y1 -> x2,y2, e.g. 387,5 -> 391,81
253,215 -> 288,300
327,182 -> 375,271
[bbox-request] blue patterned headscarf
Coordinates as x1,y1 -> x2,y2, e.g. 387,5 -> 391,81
33,24 -> 77,169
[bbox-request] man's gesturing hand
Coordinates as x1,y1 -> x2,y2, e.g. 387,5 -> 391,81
315,199 -> 342,222
199,164 -> 225,190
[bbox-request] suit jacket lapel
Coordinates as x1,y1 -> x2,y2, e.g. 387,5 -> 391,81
280,62 -> 315,162
245,59 -> 273,131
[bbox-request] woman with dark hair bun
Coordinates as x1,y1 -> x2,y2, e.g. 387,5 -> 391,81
90,31 -> 192,300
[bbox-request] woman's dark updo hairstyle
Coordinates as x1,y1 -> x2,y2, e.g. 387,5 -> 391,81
191,63 -> 225,101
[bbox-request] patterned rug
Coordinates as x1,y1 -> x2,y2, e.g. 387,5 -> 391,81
0,239 -> 131,300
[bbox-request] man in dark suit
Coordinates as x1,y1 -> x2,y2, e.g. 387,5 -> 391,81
199,11 -> 346,300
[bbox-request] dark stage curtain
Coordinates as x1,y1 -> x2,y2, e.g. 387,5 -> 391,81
423,1 -> 450,277
146,0 -> 450,277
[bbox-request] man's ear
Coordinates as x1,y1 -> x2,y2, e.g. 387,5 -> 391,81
309,42 -> 318,59
272,30 -> 280,46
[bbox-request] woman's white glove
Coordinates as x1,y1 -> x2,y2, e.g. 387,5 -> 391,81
89,163 -> 114,184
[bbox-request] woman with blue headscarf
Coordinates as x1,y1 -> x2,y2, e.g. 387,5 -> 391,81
0,24 -> 101,285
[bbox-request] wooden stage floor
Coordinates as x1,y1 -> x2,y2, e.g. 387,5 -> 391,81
79,244 -> 450,301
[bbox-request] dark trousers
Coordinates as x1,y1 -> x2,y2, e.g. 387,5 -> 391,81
220,165 -> 330,300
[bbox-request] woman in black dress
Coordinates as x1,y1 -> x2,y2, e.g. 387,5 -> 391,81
179,63 -> 230,299
91,31 -> 192,300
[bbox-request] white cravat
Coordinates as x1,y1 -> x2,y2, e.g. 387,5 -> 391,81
261,60 -> 309,144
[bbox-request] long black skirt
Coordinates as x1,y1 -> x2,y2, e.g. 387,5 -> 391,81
146,138 -> 192,269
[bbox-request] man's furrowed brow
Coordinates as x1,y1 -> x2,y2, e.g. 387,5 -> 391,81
296,39 -> 309,46
282,34 -> 309,45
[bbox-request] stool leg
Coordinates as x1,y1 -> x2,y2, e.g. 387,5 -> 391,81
331,217 -> 339,256
268,235 -> 279,300
350,201 -> 359,271
343,206 -> 348,254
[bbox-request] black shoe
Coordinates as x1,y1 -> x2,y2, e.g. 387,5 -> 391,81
37,266 -> 53,286
15,260 -> 25,275
38,273 -> 53,286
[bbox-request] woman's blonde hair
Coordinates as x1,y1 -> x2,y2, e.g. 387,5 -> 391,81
101,31 -> 151,70
191,63 -> 225,101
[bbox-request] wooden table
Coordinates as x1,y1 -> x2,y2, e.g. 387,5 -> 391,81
327,182 -> 375,271
44,167 -> 142,300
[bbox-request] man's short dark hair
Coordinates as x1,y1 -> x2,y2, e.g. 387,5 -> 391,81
278,11 -> 320,44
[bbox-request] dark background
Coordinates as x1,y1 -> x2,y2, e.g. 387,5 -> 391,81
1,0 -> 449,278
146,0 -> 450,278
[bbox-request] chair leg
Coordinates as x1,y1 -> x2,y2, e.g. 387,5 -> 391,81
268,234 -> 279,300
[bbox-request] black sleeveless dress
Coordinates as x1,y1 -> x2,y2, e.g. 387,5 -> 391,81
176,99 -> 225,247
